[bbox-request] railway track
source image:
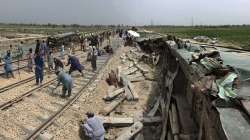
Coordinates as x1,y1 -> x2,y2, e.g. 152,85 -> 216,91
0,50 -> 85,94
27,54 -> 110,140
0,50 -> 88,109
0,37 -> 118,139
0,54 -> 111,139
0,76 -> 36,93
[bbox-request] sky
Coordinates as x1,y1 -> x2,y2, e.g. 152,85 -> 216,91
0,0 -> 250,25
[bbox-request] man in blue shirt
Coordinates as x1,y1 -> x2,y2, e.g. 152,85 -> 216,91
34,53 -> 44,85
82,112 -> 105,140
67,55 -> 84,76
4,50 -> 14,78
55,70 -> 73,97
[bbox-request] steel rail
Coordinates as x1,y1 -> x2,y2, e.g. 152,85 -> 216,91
0,78 -> 57,110
0,50 -> 85,91
0,76 -> 36,93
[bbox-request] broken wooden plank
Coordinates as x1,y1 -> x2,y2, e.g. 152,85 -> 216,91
127,81 -> 139,100
240,100 -> 250,116
121,75 -> 139,100
100,116 -> 134,127
100,96 -> 126,116
134,132 -> 144,140
116,66 -> 122,83
147,97 -> 160,117
135,64 -> 149,74
104,88 -> 125,101
161,65 -> 179,140
116,122 -> 143,140
121,75 -> 134,100
124,85 -> 134,100
123,67 -> 138,75
169,106 -> 179,140
143,116 -> 162,125
127,72 -> 143,79
171,102 -> 180,135
167,130 -> 173,140
179,133 -> 198,140
98,115 -> 161,127
144,72 -> 156,81
129,76 -> 145,83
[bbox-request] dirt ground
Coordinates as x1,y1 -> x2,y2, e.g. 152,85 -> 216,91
0,33 -> 46,52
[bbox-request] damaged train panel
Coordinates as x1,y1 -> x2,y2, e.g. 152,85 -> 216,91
137,34 -> 250,140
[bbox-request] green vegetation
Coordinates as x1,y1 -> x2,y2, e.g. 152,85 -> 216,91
145,25 -> 250,50
0,23 -> 112,35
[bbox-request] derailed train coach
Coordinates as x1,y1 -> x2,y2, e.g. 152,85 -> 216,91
46,30 -> 113,51
136,34 -> 250,140
47,32 -> 80,51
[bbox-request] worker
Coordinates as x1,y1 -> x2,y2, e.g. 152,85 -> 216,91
54,57 -> 64,71
61,43 -> 65,59
106,70 -> 118,87
40,40 -> 47,60
4,50 -> 14,78
83,38 -> 89,52
70,42 -> 75,55
35,40 -> 40,55
34,53 -> 44,85
87,46 -> 93,61
17,41 -> 24,58
104,45 -> 113,54
54,70 -> 73,98
47,51 -> 54,71
9,44 -> 13,52
82,112 -> 105,140
66,55 -> 84,76
91,46 -> 98,72
80,36 -> 84,51
27,48 -> 34,72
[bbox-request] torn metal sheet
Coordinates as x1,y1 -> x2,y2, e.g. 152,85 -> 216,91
216,107 -> 250,140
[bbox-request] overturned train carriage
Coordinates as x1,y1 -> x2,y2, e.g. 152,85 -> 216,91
47,32 -> 80,50
137,36 -> 250,140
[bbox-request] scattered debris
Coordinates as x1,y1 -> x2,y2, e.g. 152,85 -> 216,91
100,96 -> 126,116
103,88 -> 125,101
116,121 -> 143,140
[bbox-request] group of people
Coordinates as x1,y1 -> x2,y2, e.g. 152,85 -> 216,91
2,33 -> 110,97
0,30 -> 125,140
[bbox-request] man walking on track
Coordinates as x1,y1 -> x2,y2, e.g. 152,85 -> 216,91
27,48 -> 34,72
34,53 -> 44,85
91,46 -> 98,72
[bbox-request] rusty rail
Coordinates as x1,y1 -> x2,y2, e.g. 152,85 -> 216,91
0,76 -> 36,93
0,78 -> 57,110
